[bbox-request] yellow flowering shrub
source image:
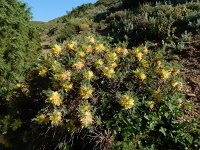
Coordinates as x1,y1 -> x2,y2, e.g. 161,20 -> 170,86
51,44 -> 62,56
4,34 -> 197,150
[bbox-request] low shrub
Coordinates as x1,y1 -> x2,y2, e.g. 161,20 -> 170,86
1,35 -> 199,149
103,1 -> 200,46
0,0 -> 40,109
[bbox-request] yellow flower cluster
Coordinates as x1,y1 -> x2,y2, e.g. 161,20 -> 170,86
39,67 -> 48,77
94,43 -> 106,53
106,52 -> 118,62
79,105 -> 93,128
49,91 -> 62,106
140,60 -> 149,68
62,82 -> 73,92
141,46 -> 148,53
133,48 -> 143,61
82,45 -> 93,53
73,61 -> 85,71
50,111 -> 62,126
94,59 -> 104,68
86,36 -> 95,43
80,111 -> 93,128
52,44 -> 62,56
80,85 -> 93,99
148,101 -> 155,109
60,71 -> 71,81
84,70 -> 94,80
77,51 -> 86,58
102,67 -> 115,78
107,62 -> 117,69
67,41 -> 77,51
36,114 -> 49,125
51,60 -> 60,71
134,69 -> 146,81
160,69 -> 171,80
119,94 -> 135,109
115,46 -> 129,56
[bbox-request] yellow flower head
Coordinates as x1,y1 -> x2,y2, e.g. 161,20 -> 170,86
77,51 -> 86,58
50,111 -> 62,126
134,69 -> 146,81
160,69 -> 171,80
73,61 -> 84,71
67,41 -> 77,51
61,71 -> 71,81
115,46 -> 122,54
102,67 -> 115,78
107,62 -> 117,69
141,60 -> 149,68
36,114 -> 49,125
142,46 -> 148,53
82,45 -> 93,53
121,48 -> 129,56
94,59 -> 104,68
80,104 -> 91,112
148,101 -> 155,109
135,52 -> 143,61
106,52 -> 118,62
49,91 -> 62,106
80,111 -> 93,128
62,82 -> 73,92
115,46 -> 129,56
86,36 -> 95,43
52,44 -> 62,55
119,94 -> 135,109
95,43 -> 106,53
84,70 -> 94,80
16,83 -> 22,88
39,67 -> 48,77
80,85 -> 93,99
51,60 -> 60,71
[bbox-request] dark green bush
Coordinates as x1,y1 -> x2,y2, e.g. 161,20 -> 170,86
0,0 -> 40,137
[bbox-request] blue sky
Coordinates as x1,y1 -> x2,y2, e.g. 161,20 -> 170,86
21,0 -> 97,22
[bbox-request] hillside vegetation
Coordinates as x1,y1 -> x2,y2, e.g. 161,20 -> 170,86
0,0 -> 200,149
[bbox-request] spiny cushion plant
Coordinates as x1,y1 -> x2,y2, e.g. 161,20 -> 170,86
1,35 -> 199,149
